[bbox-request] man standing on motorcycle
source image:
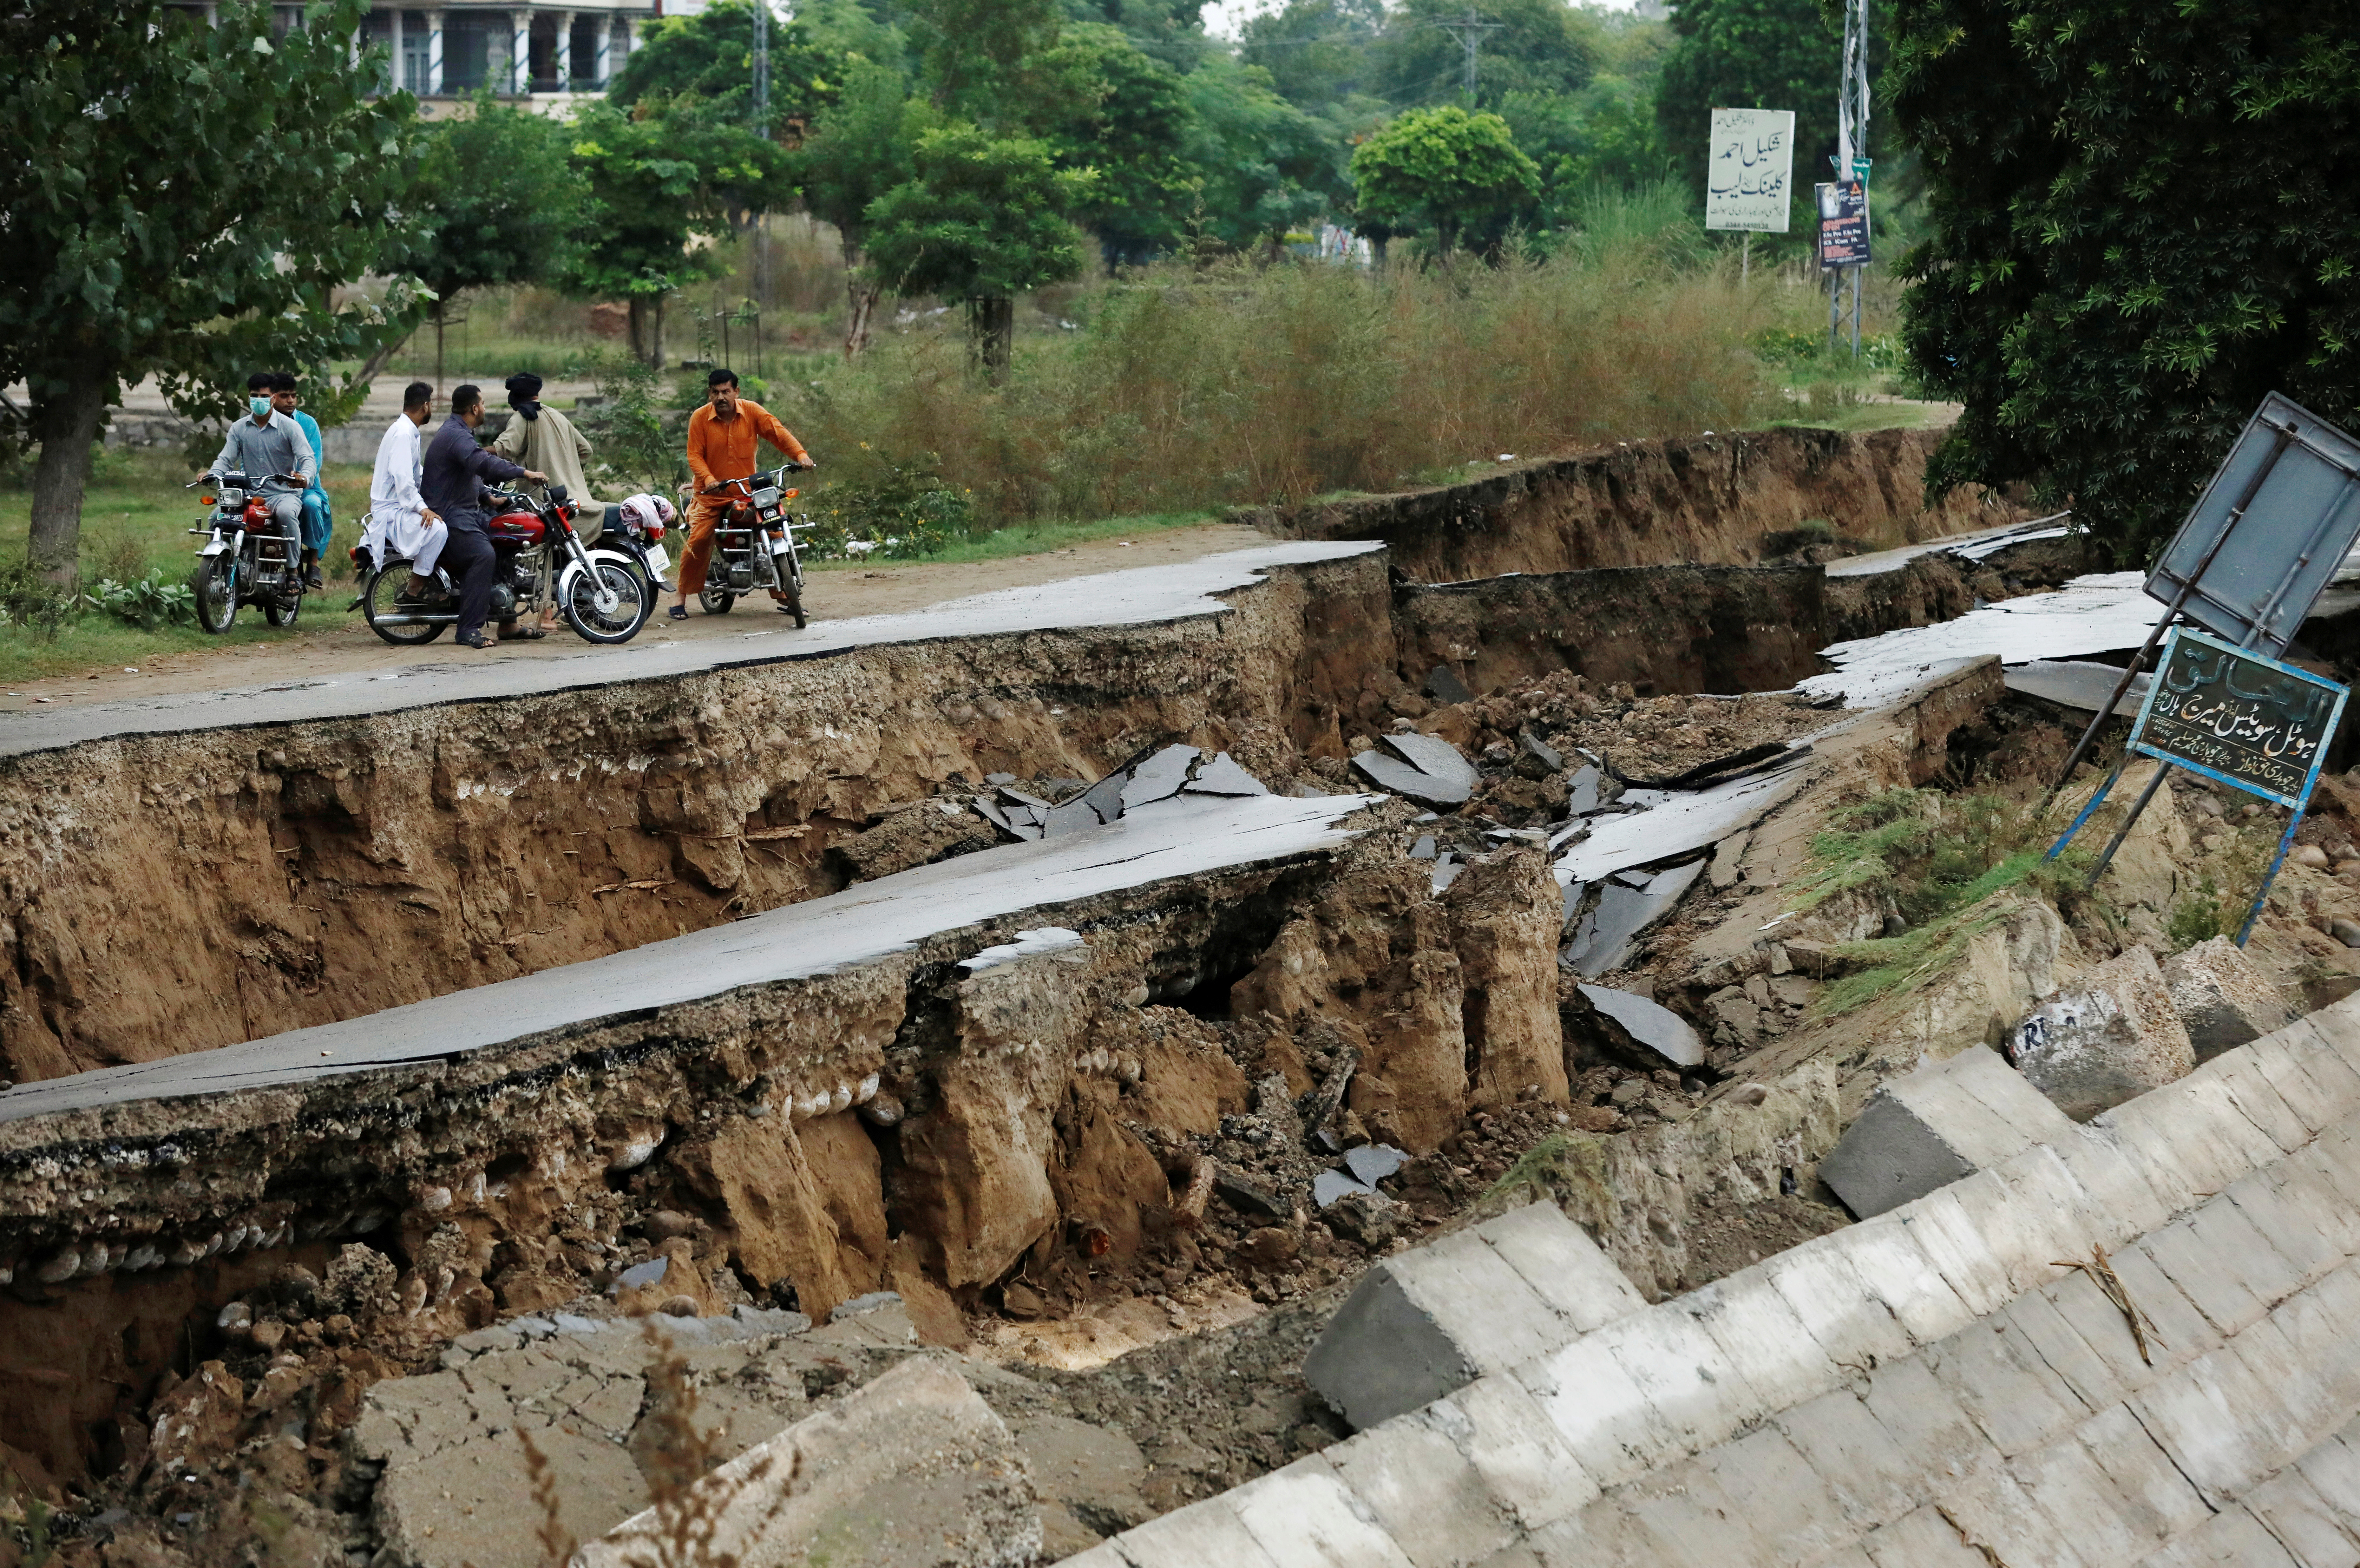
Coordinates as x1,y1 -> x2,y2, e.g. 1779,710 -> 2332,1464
421,383 -> 545,650
673,367 -> 813,622
203,372 -> 315,561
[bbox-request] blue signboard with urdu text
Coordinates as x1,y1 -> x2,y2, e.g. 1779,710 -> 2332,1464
2125,626 -> 2346,808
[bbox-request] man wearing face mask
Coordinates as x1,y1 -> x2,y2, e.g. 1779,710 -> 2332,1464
421,383 -> 545,650
202,371 -> 315,568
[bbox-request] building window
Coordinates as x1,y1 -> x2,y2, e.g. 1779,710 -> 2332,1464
570,16 -> 597,86
442,12 -> 490,92
402,9 -> 429,93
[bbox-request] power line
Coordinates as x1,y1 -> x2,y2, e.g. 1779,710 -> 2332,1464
1433,6 -> 1502,103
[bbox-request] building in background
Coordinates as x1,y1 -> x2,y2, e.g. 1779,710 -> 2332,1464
178,2 -> 711,117
362,1 -> 675,116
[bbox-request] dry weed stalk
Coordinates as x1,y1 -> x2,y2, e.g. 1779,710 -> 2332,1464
606,1320 -> 803,1568
2052,1244 -> 2163,1365
516,1422 -> 578,1568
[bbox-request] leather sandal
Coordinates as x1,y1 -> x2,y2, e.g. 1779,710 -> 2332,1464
668,604 -> 689,620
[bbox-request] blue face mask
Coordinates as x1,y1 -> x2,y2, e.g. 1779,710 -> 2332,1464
250,396 -> 272,419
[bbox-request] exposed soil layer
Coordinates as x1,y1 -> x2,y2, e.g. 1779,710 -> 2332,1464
1243,425 -> 2028,582
0,539 -> 2015,1094
0,553 -> 1392,1088
1395,553 -> 1980,699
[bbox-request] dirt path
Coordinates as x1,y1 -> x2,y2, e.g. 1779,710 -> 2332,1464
0,521 -> 1267,715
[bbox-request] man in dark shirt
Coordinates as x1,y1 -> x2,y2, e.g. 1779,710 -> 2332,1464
421,383 -> 544,648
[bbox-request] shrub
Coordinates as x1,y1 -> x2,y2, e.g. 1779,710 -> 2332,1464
791,199 -> 1770,529
83,569 -> 196,630
575,353 -> 682,497
0,560 -> 77,639
796,455 -> 975,561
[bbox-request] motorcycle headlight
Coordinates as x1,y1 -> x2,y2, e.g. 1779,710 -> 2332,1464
752,486 -> 782,510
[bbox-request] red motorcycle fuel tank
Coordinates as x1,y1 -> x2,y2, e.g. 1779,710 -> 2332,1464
488,508 -> 545,544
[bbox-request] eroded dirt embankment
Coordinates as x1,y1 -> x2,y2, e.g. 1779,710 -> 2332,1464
1243,424 -> 2025,583
0,555 -> 1391,1088
0,533 -> 1998,1090
0,663 -> 2010,1498
1397,554 -> 1982,698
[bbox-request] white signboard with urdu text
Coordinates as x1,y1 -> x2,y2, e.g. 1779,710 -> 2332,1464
1706,108 -> 1795,232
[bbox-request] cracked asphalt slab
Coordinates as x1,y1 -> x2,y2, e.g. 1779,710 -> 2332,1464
0,539 -> 1375,759
0,789 -> 1378,1123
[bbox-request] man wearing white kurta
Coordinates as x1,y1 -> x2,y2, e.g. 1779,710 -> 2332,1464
367,381 -> 448,601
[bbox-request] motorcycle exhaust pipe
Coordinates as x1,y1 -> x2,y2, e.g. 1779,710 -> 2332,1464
366,613 -> 460,626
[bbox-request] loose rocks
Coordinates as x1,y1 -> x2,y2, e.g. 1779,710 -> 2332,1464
2010,945 -> 2196,1120
2162,936 -> 2291,1061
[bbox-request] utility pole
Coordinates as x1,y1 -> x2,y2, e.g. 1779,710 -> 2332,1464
750,0 -> 769,124
1836,0 -> 1869,358
1436,7 -> 1502,105
749,0 -> 770,359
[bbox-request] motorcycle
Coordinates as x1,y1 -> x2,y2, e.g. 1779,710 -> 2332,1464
356,483 -> 653,646
185,472 -> 308,634
692,464 -> 812,629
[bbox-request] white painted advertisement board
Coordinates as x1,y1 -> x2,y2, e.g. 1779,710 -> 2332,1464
1706,108 -> 1795,232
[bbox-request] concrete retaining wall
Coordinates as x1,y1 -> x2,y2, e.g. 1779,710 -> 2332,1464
1070,998 -> 2360,1566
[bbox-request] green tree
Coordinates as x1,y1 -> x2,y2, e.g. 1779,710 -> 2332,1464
798,57 -> 920,355
1058,0 -> 1210,73
1373,0 -> 1599,110
1031,23 -> 1199,263
566,101 -> 792,367
1351,105 -> 1541,262
379,95 -> 591,386
0,0 -> 413,583
1184,57 -> 1344,256
1238,0 -> 1386,112
1892,0 -> 2360,560
1655,0 -> 1845,240
906,0 -> 1061,114
861,122 -> 1095,370
607,0 -> 844,137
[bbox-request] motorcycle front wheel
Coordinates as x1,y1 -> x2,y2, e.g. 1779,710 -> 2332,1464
564,559 -> 653,644
781,547 -> 807,630
190,556 -> 237,635
362,564 -> 448,646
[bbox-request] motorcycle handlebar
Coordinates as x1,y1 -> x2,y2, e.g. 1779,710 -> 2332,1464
700,461 -> 812,497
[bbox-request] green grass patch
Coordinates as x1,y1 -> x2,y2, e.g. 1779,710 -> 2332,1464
1794,789 -> 2098,1017
0,611 -> 311,685
0,448 -> 377,682
803,510 -> 1226,572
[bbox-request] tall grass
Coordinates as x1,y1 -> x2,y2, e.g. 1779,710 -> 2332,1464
793,185 -> 1774,526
